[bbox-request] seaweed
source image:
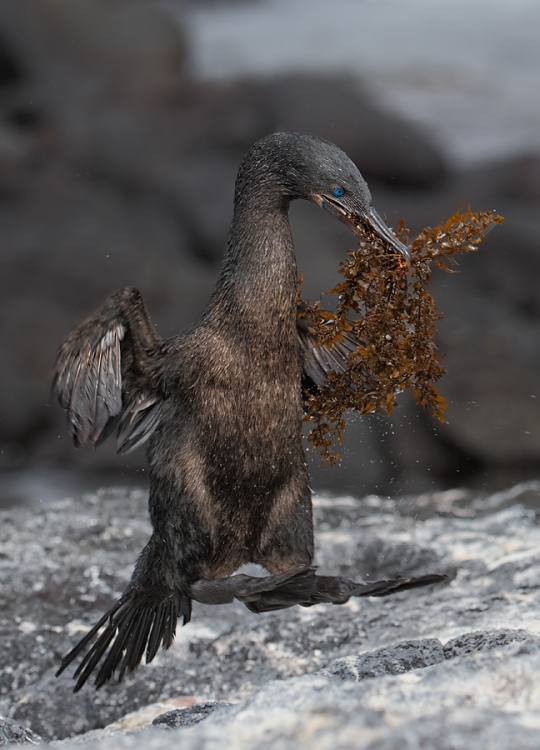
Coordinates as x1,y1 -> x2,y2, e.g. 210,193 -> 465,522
300,207 -> 504,463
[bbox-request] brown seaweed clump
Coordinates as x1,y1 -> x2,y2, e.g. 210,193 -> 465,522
300,207 -> 504,463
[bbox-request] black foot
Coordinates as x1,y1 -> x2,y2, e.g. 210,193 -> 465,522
190,568 -> 447,613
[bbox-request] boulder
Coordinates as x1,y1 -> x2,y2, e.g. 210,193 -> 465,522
152,701 -> 232,729
2,482 -> 540,744
0,717 -> 42,746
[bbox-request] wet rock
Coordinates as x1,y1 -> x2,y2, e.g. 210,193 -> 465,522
152,701 -> 232,729
49,638 -> 540,749
319,638 -> 445,681
2,483 -> 540,743
442,628 -> 534,659
0,718 -> 41,746
102,697 -> 198,732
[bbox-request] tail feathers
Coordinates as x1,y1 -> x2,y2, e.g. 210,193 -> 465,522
56,590 -> 191,691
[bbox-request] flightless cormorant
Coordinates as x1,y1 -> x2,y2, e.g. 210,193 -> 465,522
53,132 -> 445,690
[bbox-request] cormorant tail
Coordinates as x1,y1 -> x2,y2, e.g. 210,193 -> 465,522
56,590 -> 191,691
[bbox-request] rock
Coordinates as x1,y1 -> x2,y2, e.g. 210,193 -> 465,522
442,628 -> 534,659
102,697 -> 198,732
43,639 -> 540,750
0,30 -> 23,87
488,154 -> 540,207
0,0 -> 187,104
0,718 -> 41,746
319,638 -> 445,681
152,702 -> 232,729
3,483 -> 540,743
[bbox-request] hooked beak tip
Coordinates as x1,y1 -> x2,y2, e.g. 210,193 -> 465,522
314,193 -> 412,266
363,207 -> 412,265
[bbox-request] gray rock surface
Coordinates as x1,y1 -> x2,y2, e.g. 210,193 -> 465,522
152,701 -> 232,729
318,638 -> 445,681
0,718 -> 41,746
3,482 -> 540,747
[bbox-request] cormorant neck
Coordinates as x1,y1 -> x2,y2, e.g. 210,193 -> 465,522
208,190 -> 299,335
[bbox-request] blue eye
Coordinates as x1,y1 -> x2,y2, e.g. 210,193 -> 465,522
333,186 -> 344,198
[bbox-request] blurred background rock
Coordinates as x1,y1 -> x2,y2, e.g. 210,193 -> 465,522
0,0 -> 539,501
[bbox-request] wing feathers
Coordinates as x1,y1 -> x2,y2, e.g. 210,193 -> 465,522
53,288 -> 164,452
116,399 -> 163,455
298,311 -> 363,392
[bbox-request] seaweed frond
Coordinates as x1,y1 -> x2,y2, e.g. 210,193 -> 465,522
302,207 -> 503,463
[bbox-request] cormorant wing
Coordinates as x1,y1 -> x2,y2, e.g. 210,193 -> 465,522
297,306 -> 361,393
53,287 -> 165,454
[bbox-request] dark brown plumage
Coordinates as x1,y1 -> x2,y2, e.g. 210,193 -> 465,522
53,132 -> 444,691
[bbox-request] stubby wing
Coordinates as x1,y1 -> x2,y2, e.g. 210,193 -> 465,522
53,287 -> 165,454
297,307 -> 361,393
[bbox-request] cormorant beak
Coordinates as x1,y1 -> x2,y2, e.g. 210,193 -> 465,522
314,193 -> 412,265
361,207 -> 412,265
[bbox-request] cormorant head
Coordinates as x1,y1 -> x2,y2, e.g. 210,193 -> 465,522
237,132 -> 410,263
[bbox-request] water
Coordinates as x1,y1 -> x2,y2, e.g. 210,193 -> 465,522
0,467 -> 148,510
181,0 -> 540,166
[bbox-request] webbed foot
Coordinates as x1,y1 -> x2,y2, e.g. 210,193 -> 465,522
190,568 -> 447,613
